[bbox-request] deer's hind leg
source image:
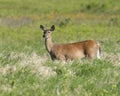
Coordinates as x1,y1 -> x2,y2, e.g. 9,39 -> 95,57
56,54 -> 66,61
86,50 -> 97,59
87,53 -> 96,59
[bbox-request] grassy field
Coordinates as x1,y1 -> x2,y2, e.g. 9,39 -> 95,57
0,0 -> 120,96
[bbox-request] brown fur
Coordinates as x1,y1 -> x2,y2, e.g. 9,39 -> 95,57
40,25 -> 100,61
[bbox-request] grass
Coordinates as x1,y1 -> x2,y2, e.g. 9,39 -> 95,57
0,0 -> 120,16
0,0 -> 120,96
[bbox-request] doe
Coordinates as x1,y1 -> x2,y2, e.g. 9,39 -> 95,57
40,25 -> 101,61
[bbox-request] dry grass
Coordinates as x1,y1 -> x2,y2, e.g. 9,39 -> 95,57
102,52 -> 120,66
0,52 -> 56,78
0,64 -> 16,75
18,52 -> 56,78
0,84 -> 12,93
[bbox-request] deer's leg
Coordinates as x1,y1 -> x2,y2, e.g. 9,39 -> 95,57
86,47 -> 98,59
87,54 -> 95,59
86,50 -> 96,59
57,55 -> 65,61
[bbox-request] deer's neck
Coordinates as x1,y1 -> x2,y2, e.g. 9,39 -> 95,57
45,37 -> 53,52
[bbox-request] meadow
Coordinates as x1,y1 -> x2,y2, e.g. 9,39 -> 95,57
0,0 -> 120,96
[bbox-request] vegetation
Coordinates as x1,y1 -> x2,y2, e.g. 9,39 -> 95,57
0,0 -> 120,96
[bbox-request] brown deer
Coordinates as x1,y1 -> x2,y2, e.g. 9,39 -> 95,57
40,25 -> 101,61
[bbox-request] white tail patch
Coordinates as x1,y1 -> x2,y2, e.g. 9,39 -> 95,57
97,42 -> 101,59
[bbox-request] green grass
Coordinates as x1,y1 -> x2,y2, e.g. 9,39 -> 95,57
0,0 -> 120,16
0,0 -> 120,96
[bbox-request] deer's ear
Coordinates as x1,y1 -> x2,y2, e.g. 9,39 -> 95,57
50,25 -> 55,31
40,25 -> 44,30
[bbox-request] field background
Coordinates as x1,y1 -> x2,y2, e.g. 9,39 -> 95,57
0,0 -> 120,96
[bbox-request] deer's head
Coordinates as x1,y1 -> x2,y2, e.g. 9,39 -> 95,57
40,25 -> 55,39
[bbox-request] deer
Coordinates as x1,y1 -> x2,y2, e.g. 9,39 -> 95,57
40,25 -> 101,61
